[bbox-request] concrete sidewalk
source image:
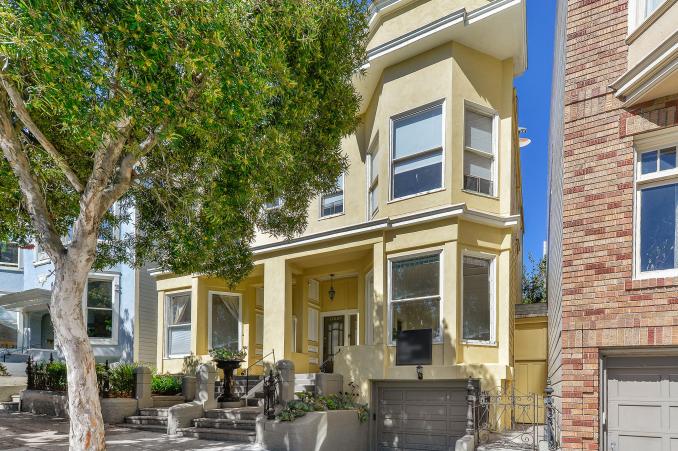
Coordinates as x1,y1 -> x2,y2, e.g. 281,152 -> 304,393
0,411 -> 263,450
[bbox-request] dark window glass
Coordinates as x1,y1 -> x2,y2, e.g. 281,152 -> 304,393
640,183 -> 677,272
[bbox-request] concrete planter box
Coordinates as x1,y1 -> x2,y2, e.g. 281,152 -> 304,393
100,398 -> 138,424
257,410 -> 368,451
20,390 -> 139,423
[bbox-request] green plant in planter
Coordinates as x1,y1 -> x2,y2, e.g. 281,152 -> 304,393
182,353 -> 201,376
151,374 -> 182,395
0,363 -> 9,376
278,386 -> 369,423
209,346 -> 247,362
107,362 -> 139,398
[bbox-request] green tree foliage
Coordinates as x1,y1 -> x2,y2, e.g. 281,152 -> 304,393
522,253 -> 546,304
0,0 -> 368,283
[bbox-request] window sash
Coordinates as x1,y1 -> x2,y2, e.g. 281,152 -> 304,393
462,254 -> 494,343
321,174 -> 344,217
465,109 -> 494,155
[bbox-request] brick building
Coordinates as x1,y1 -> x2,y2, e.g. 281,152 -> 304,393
548,0 -> 678,449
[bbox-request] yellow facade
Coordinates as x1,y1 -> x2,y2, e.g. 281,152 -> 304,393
152,0 -> 526,404
513,304 -> 548,422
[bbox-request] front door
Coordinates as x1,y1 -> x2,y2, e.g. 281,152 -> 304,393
322,315 -> 344,372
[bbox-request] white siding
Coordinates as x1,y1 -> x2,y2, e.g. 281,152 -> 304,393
135,263 -> 158,366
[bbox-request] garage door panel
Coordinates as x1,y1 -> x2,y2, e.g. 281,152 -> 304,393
672,406 -> 678,432
375,381 -> 469,451
672,438 -> 678,451
619,434 -> 662,451
609,370 -> 663,399
617,404 -> 663,432
671,375 -> 678,398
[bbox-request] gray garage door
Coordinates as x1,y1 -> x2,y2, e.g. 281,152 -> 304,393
374,381 -> 468,451
606,356 -> 678,451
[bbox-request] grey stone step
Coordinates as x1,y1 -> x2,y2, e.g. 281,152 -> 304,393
139,408 -> 169,417
0,401 -> 19,412
10,394 -> 20,403
205,407 -> 262,420
125,415 -> 168,426
193,417 -> 256,430
121,423 -> 168,433
177,427 -> 256,442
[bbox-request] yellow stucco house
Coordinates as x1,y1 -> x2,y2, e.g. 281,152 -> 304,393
152,0 -> 526,446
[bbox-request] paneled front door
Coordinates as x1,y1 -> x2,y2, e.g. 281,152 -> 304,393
322,315 -> 344,372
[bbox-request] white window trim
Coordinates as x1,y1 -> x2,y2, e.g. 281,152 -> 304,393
0,243 -> 21,269
460,250 -> 497,346
389,100 -> 446,202
308,306 -> 319,342
633,133 -> 678,279
627,0 -> 667,34
207,291 -> 243,351
82,273 -> 120,346
367,148 -> 379,220
319,309 -> 359,363
387,249 -> 444,346
165,290 -> 192,359
463,101 -> 499,198
319,173 -> 345,219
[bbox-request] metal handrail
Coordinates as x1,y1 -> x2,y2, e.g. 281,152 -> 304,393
244,349 -> 275,400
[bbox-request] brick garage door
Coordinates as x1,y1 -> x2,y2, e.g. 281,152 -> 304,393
606,356 -> 678,451
374,381 -> 468,450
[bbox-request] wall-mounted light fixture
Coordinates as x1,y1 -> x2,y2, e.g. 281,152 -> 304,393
328,274 -> 336,301
416,365 -> 424,380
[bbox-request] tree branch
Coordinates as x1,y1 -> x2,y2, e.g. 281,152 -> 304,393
0,76 -> 85,193
0,89 -> 66,261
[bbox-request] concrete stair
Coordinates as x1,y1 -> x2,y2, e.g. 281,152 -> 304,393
177,407 -> 260,442
0,394 -> 21,412
233,375 -> 265,407
294,373 -> 317,396
123,407 -> 168,433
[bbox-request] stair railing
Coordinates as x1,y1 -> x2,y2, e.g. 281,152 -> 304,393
244,349 -> 275,403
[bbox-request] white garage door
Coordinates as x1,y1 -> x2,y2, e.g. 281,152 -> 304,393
374,381 -> 469,451
606,356 -> 678,451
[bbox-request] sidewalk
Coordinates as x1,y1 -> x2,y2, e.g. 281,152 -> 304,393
0,411 -> 263,451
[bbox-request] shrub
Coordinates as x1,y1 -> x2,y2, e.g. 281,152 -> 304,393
209,346 -> 247,362
182,353 -> 201,376
278,383 -> 369,423
0,363 -> 9,376
151,373 -> 182,395
107,362 -> 139,398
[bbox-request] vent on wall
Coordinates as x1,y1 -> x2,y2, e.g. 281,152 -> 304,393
308,279 -> 319,301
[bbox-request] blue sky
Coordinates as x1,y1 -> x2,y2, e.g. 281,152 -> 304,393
514,0 -> 557,266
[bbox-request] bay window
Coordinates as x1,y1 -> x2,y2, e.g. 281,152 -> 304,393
86,277 -> 115,340
388,253 -> 442,344
320,174 -> 344,217
166,292 -> 191,357
462,254 -> 495,343
391,104 -> 444,199
636,144 -> 678,276
0,243 -> 18,266
464,106 -> 497,196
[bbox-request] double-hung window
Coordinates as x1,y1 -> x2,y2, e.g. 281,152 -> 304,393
368,150 -> 379,217
208,292 -> 241,351
462,254 -> 495,344
86,277 -> 115,341
635,142 -> 678,277
264,197 -> 283,210
391,104 -> 444,199
166,292 -> 191,357
0,243 -> 19,266
388,253 -> 442,344
464,106 -> 497,196
320,174 -> 344,217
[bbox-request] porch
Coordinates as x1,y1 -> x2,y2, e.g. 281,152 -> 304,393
0,289 -> 55,360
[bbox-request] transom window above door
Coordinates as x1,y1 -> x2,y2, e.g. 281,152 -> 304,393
635,142 -> 678,277
391,104 -> 444,200
388,252 -> 442,344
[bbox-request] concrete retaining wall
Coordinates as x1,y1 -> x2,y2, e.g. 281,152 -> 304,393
257,410 -> 368,451
20,390 -> 139,423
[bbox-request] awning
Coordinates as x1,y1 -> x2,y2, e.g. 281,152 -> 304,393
0,288 -> 51,312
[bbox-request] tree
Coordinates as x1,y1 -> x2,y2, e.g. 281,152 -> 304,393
522,253 -> 546,304
0,1 -> 367,449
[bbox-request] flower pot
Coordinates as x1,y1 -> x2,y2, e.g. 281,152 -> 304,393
214,359 -> 243,402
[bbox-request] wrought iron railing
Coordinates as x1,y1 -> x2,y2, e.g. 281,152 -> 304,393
244,349 -> 275,400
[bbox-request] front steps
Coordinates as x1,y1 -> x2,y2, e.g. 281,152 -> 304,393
177,407 -> 260,443
294,373 -> 317,396
123,407 -> 168,432
0,395 -> 21,412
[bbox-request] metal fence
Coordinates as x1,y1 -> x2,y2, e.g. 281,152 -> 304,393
464,378 -> 561,451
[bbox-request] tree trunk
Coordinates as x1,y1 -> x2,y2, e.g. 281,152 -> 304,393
51,260 -> 106,451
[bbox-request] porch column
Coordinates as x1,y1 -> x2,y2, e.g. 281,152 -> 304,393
263,257 -> 293,362
190,276 -> 200,355
443,240 -> 458,365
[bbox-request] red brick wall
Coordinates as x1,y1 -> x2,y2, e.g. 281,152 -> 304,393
561,0 -> 678,449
